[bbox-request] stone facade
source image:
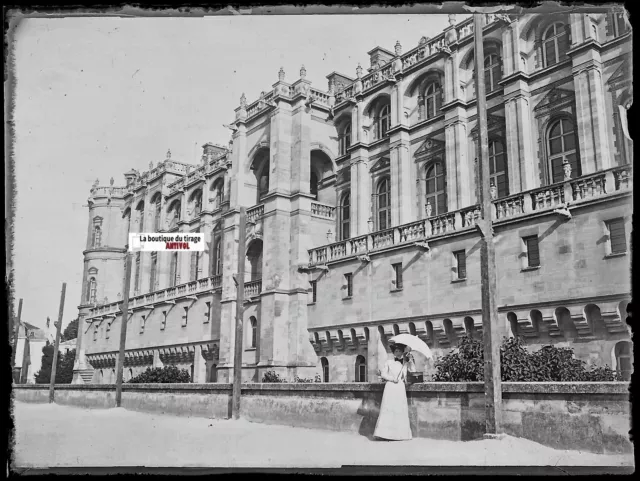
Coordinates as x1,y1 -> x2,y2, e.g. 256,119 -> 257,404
73,11 -> 633,385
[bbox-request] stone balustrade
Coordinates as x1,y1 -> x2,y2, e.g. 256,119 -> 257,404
245,279 -> 262,298
310,202 -> 336,219
308,167 -> 632,267
91,186 -> 128,197
87,275 -> 223,320
247,204 -> 265,224
310,88 -> 330,107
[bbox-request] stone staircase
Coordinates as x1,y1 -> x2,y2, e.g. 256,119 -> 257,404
73,369 -> 95,384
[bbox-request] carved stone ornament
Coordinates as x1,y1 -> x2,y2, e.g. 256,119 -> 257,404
109,177 -> 114,186
300,65 -> 307,79
240,93 -> 247,108
562,159 -> 572,180
166,149 -> 171,159
149,161 -> 154,170
356,63 -> 363,79
425,200 -> 433,217
394,40 -> 402,56
489,180 -> 498,200
278,67 -> 285,81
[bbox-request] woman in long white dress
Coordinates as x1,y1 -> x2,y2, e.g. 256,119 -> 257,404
373,343 -> 414,441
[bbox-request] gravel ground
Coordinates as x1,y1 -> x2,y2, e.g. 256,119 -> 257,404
11,401 -> 635,469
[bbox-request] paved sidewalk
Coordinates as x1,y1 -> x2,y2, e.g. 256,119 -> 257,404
11,401 -> 634,469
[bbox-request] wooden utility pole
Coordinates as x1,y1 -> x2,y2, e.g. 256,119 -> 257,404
49,283 -> 66,403
473,13 -> 503,436
11,298 -> 23,382
19,324 -> 31,384
232,207 -> 247,420
115,251 -> 133,407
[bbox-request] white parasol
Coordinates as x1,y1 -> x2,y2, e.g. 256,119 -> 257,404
389,333 -> 433,360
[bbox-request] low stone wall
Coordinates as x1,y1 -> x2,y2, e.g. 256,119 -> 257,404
13,382 -> 632,454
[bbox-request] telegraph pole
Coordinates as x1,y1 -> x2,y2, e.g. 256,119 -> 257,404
11,298 -> 23,382
115,251 -> 133,407
231,207 -> 246,420
49,283 -> 66,403
473,13 -> 503,436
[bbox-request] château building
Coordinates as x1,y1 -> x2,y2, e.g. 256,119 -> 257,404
72,11 -> 633,385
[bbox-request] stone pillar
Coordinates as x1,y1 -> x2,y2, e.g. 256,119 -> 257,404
367,328 -> 389,381
290,82 -> 311,195
573,63 -> 612,173
569,13 -> 587,46
389,146 -> 401,227
390,140 -> 414,226
71,311 -> 90,383
193,345 -> 207,383
504,92 -> 538,192
444,110 -> 471,209
351,154 -> 371,236
444,54 -> 454,104
502,24 -> 514,77
152,349 -> 163,368
510,20 -> 523,75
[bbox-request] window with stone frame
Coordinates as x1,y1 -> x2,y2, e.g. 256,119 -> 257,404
249,316 -> 258,348
375,176 -> 392,230
607,11 -> 630,38
190,251 -> 200,281
152,193 -> 162,231
542,22 -> 570,68
211,236 -> 222,276
453,250 -> 467,280
484,50 -> 503,93
615,341 -> 632,381
92,226 -> 102,248
606,218 -> 627,255
167,200 -> 181,230
339,192 -> 351,240
523,235 -> 541,268
425,161 -> 447,216
310,170 -> 319,198
372,100 -> 391,141
210,178 -> 224,210
338,121 -> 352,156
547,117 -> 580,184
136,201 -> 145,232
87,277 -> 97,304
170,251 -> 178,287
134,252 -> 141,292
355,355 -> 367,382
123,208 -> 132,239
321,357 -> 329,382
488,139 -> 509,198
420,81 -> 443,120
310,280 -> 317,303
149,252 -> 158,292
190,189 -> 203,217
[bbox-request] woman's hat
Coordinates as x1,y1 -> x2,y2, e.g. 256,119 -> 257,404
391,343 -> 407,351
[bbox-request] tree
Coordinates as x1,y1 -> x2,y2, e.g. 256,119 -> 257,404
34,343 -> 76,384
127,366 -> 192,383
61,318 -> 79,342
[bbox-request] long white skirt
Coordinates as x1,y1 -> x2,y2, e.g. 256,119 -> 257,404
373,380 -> 412,440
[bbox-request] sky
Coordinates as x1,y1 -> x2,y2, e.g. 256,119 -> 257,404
10,12 -> 470,333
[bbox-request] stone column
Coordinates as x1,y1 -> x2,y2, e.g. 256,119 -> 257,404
444,110 -> 471,209
71,311 -> 90,383
573,63 -> 612,173
367,328 -> 389,381
350,153 -> 371,236
193,345 -> 207,383
444,54 -> 454,103
389,146 -> 401,227
501,24 -> 514,77
152,349 -> 163,368
504,92 -> 538,192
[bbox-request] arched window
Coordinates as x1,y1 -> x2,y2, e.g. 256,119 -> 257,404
425,162 -> 447,216
212,237 -> 222,276
209,364 -> 218,383
355,355 -> 366,382
92,226 -> 102,248
376,177 -> 392,230
615,341 -> 632,381
321,357 -> 329,382
127,368 -> 133,382
190,364 -> 194,383
123,209 -> 132,238
149,252 -> 158,291
136,202 -> 145,232
548,118 -> 580,183
169,252 -> 178,287
543,22 -> 570,67
373,103 -> 391,140
246,240 -> 263,281
190,252 -> 200,281
484,53 -> 502,92
489,140 -> 508,198
250,317 -> 257,348
340,193 -> 350,240
211,179 -> 224,209
87,277 -> 97,304
310,171 -> 319,198
338,123 -> 352,156
190,190 -> 203,217
256,155 -> 270,202
167,201 -> 181,230
152,194 -> 162,231
111,369 -> 116,383
422,82 -> 443,120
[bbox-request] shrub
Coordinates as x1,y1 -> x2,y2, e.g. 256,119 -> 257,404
294,375 -> 314,383
433,336 -> 622,382
262,370 -> 287,383
127,366 -> 191,383
314,374 -> 322,383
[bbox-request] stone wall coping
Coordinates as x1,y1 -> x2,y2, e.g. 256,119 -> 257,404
14,381 -> 630,394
